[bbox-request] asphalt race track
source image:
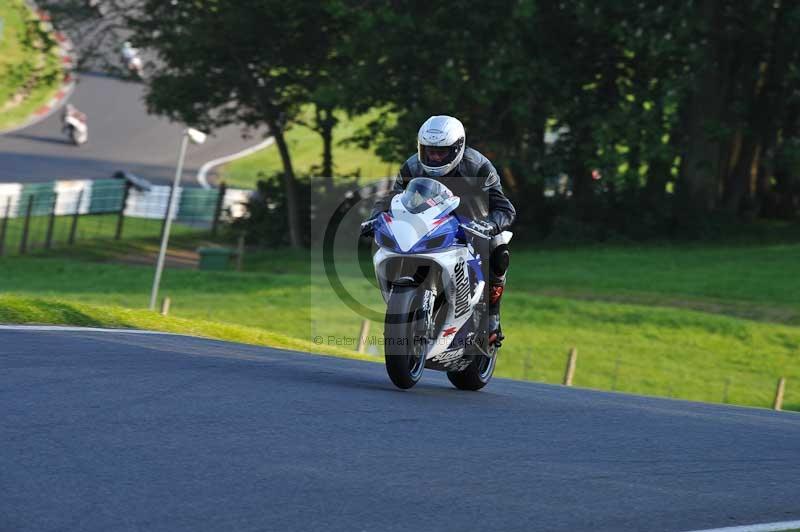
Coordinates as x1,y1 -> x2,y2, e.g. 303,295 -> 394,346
2,327 -> 799,532
0,73 -> 265,185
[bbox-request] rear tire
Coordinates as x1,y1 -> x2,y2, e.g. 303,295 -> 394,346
447,345 -> 498,391
384,285 -> 427,389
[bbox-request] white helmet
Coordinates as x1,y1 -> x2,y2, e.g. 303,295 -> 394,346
417,115 -> 465,177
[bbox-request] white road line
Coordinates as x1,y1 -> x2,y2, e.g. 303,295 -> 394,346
196,136 -> 275,189
0,324 -> 186,336
681,520 -> 800,532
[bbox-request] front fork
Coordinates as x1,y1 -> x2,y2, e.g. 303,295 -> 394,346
420,287 -> 437,346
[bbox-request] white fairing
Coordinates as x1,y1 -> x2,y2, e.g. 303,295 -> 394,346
374,192 -> 486,365
373,177 -> 513,368
374,245 -> 481,364
65,116 -> 88,145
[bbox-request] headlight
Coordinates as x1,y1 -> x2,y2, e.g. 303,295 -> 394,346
376,231 -> 398,250
423,235 -> 446,250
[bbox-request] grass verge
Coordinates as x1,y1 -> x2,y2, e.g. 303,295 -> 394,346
0,0 -> 63,130
1,240 -> 799,410
0,213 -> 199,257
0,294 -> 373,362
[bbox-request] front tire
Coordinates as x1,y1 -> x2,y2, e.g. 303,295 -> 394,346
384,285 -> 428,389
67,126 -> 78,145
447,344 -> 498,391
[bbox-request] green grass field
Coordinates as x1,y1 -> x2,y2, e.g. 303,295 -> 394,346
0,0 -> 63,130
1,240 -> 798,411
220,106 -> 395,188
0,213 -> 197,256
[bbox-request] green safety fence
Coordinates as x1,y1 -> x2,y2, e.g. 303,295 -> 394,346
88,179 -> 126,214
178,187 -> 220,222
19,183 -> 56,216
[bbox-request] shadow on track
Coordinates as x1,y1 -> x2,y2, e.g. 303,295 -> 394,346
8,133 -> 73,146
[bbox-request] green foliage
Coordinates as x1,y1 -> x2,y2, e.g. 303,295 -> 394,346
230,175 -> 300,248
0,0 -> 62,129
337,0 -> 800,235
66,0 -> 800,238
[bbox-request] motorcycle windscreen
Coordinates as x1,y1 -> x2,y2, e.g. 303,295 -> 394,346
400,178 -> 454,214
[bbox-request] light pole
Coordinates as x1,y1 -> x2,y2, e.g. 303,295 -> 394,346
149,127 -> 207,311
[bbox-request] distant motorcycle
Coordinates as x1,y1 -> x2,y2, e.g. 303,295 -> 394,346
121,42 -> 143,77
62,104 -> 88,146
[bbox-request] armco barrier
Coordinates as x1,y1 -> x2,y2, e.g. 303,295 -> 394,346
0,179 -> 251,255
0,179 -> 249,222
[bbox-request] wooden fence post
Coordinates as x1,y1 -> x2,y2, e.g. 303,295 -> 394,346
0,196 -> 11,257
235,233 -> 245,272
563,347 -> 578,386
114,182 -> 131,240
211,181 -> 227,236
68,189 -> 83,245
160,296 -> 171,316
357,320 -> 370,354
773,377 -> 786,411
45,192 -> 58,249
19,194 -> 34,255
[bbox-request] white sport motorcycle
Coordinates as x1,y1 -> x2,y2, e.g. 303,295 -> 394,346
62,106 -> 88,146
371,177 -> 512,390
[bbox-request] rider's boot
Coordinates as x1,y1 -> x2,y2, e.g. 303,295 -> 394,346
481,274 -> 505,347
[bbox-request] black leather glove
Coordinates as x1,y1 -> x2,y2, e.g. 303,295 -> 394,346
360,217 -> 378,237
463,218 -> 499,238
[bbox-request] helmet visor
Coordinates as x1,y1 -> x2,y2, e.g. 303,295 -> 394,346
419,138 -> 464,168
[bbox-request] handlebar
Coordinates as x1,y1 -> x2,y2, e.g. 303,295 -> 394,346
459,223 -> 492,240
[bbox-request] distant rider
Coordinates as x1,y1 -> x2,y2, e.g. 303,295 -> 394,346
61,103 -> 86,126
121,41 -> 139,62
362,115 -> 516,346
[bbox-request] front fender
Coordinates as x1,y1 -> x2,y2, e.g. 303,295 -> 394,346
373,246 -> 473,304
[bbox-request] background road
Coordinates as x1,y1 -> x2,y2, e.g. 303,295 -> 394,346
2,327 -> 799,532
0,73 -> 264,185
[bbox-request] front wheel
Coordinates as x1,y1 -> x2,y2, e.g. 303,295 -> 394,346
69,126 -> 85,146
384,285 -> 428,389
447,344 -> 498,391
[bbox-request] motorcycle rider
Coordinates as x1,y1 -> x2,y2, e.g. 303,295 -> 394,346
61,103 -> 85,124
362,115 -> 516,346
61,103 -> 87,133
121,41 -> 142,75
121,41 -> 138,62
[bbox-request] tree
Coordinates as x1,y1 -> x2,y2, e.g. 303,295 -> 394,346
127,0 -> 344,248
36,0 -> 134,72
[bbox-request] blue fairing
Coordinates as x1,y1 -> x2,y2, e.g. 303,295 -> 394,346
375,211 -> 465,254
468,257 -> 483,283
373,215 -> 401,252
